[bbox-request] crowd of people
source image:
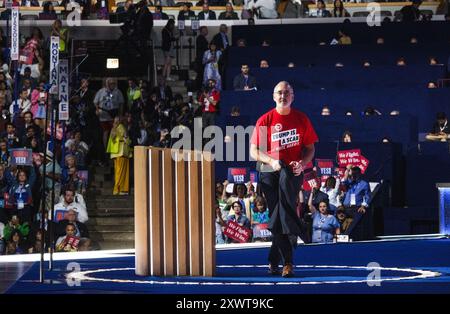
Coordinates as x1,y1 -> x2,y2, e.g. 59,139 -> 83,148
214,164 -> 372,245
0,0 -> 439,22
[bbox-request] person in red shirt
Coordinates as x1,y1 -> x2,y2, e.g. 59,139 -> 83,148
250,81 -> 318,278
199,79 -> 220,129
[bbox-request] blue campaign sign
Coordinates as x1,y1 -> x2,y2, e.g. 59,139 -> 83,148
9,149 -> 33,166
227,168 -> 249,184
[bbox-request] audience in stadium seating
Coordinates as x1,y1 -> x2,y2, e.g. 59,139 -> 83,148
314,0 -> 331,17
226,201 -> 251,242
233,64 -> 257,91
199,78 -> 221,128
260,60 -> 269,68
332,0 -> 349,17
320,176 -> 342,213
57,208 -> 91,251
219,2 -> 239,20
39,1 -> 58,20
341,166 -> 371,239
202,42 -> 222,90
55,222 -> 79,252
54,189 -> 89,223
400,0 -> 422,22
308,191 -> 340,243
153,5 -> 170,19
336,208 -> 353,234
251,196 -> 270,242
198,3 -> 217,19
338,30 -> 352,45
425,112 -> 450,142
6,229 -> 27,254
321,106 -> 331,116
178,2 -> 197,20
245,0 -> 278,19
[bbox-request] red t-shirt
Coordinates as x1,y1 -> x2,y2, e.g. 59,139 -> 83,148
200,90 -> 220,113
250,108 -> 318,165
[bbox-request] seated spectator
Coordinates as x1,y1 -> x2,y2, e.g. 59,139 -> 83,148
332,0 -> 350,17
202,44 -> 222,91
21,111 -> 42,139
64,167 -> 87,195
341,165 -> 371,239
39,2 -> 58,21
233,64 -> 257,91
224,181 -> 255,218
65,131 -> 89,162
336,208 -> 353,234
10,89 -> 31,124
364,106 -> 382,116
321,106 -> 331,116
236,39 -> 247,47
198,3 -> 217,20
7,168 -> 36,224
230,106 -> 240,117
54,188 -> 88,223
0,140 -> 10,165
245,0 -> 278,19
215,202 -> 226,244
428,81 -> 437,89
313,0 -> 331,17
338,30 -> 351,45
153,6 -> 169,20
28,229 -> 45,253
308,195 -> 340,244
30,210 -> 55,251
397,57 -> 406,66
342,130 -> 352,143
251,196 -> 270,242
425,112 -> 450,142
226,201 -> 251,242
320,176 -> 341,213
55,223 -> 80,252
261,39 -> 271,47
115,0 -> 133,13
57,209 -> 91,251
3,215 -> 30,244
219,2 -> 239,20
429,57 -> 439,66
5,229 -> 27,255
400,0 -> 422,22
260,59 -> 269,68
39,149 -> 62,211
178,2 -> 196,20
376,37 -> 385,45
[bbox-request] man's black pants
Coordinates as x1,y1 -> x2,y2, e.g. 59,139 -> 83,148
259,166 -> 303,266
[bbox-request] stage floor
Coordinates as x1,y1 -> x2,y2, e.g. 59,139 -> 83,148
3,238 -> 450,294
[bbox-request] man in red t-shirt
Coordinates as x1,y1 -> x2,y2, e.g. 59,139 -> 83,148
250,81 -> 318,278
199,79 -> 220,129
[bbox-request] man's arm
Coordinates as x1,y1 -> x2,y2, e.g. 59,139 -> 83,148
301,144 -> 315,167
250,143 -> 280,170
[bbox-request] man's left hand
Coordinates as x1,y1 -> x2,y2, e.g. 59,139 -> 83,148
290,160 -> 304,176
357,206 -> 366,214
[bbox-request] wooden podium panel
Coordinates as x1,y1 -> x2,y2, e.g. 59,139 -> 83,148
135,147 -> 215,277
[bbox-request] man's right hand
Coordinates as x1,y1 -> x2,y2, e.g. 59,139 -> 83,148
271,159 -> 281,171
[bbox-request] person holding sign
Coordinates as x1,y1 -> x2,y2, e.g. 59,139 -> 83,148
226,201 -> 251,243
250,81 -> 318,278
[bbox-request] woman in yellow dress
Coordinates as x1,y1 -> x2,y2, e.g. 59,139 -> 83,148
107,116 -> 132,195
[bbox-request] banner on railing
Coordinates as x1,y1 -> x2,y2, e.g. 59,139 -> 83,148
58,59 -> 69,120
49,36 -> 60,95
11,7 -> 20,61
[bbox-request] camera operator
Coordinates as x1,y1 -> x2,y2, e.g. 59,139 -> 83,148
132,0 -> 154,58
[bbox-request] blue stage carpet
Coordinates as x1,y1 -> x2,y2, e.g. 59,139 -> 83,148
6,239 -> 450,294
